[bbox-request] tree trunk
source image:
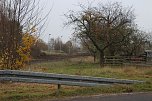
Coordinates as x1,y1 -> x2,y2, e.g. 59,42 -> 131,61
99,51 -> 104,67
93,52 -> 96,63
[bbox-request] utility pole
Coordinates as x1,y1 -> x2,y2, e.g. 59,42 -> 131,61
48,34 -> 51,52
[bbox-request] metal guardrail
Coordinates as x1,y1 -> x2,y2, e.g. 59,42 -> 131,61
0,70 -> 145,94
0,70 -> 144,87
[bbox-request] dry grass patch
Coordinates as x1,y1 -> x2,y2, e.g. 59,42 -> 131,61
0,82 -> 89,101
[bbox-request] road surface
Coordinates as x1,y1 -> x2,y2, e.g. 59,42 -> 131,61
50,93 -> 152,101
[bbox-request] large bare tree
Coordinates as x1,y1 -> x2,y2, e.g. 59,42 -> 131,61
65,2 -> 135,66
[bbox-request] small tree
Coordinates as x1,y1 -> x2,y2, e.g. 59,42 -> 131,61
54,37 -> 63,51
0,0 -> 50,69
63,41 -> 72,54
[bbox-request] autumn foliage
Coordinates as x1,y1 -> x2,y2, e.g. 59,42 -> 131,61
16,33 -> 36,68
0,32 -> 36,69
0,0 -> 49,69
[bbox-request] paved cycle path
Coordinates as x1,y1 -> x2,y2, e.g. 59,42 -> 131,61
50,93 -> 152,101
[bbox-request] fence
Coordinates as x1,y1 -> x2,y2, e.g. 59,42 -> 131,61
104,56 -> 123,65
104,56 -> 146,65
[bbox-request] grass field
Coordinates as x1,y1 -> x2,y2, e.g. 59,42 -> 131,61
0,56 -> 152,101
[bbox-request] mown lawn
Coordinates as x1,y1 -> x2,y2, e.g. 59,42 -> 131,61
0,56 -> 152,101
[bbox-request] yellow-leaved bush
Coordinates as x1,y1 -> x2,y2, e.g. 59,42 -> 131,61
16,33 -> 36,68
0,32 -> 36,69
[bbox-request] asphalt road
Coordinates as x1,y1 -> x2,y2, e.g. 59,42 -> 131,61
50,93 -> 152,101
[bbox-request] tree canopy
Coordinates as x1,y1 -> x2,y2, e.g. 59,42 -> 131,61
66,2 -> 135,66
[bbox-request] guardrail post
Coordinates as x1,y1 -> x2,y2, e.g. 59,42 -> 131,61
56,84 -> 61,95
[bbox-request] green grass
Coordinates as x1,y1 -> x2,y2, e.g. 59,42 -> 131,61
26,58 -> 152,81
0,56 -> 152,101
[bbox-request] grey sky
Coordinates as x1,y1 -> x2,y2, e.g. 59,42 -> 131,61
40,0 -> 152,43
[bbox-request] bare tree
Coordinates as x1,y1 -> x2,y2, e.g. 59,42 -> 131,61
65,2 -> 135,66
62,41 -> 72,54
53,37 -> 61,51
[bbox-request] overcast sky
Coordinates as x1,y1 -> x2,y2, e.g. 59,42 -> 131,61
40,0 -> 152,43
